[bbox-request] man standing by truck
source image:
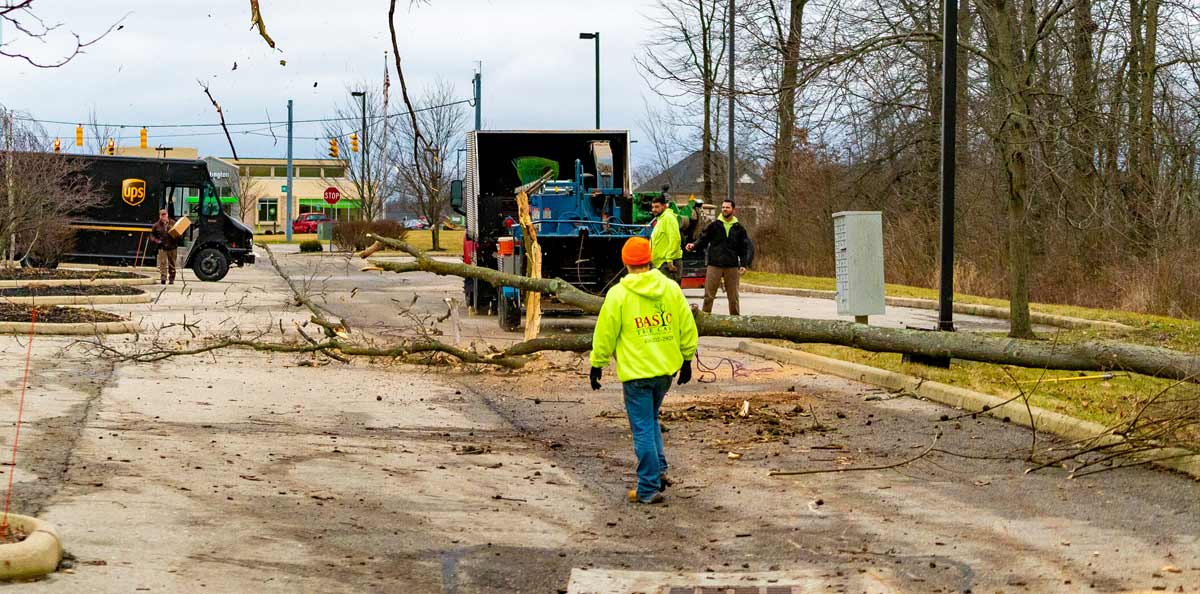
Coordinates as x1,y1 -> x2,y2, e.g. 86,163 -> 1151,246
589,237 -> 697,504
686,199 -> 754,315
649,195 -> 683,284
150,209 -> 179,285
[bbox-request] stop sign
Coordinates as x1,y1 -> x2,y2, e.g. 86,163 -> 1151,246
323,186 -> 341,205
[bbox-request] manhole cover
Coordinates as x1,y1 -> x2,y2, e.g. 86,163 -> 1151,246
566,568 -> 898,594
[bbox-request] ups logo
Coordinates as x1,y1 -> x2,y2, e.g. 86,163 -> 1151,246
121,178 -> 147,207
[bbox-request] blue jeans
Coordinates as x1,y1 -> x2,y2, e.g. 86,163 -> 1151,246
623,375 -> 673,501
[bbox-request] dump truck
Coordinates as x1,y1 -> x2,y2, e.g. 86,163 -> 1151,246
21,154 -> 254,281
449,130 -> 703,330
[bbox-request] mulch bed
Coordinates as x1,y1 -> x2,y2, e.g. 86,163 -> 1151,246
0,304 -> 126,324
0,285 -> 145,298
0,268 -> 145,281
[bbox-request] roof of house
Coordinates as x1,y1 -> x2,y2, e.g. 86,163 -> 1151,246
634,150 -> 766,199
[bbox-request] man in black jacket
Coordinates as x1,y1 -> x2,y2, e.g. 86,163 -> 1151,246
685,199 -> 754,315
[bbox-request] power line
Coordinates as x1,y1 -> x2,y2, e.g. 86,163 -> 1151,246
13,99 -> 474,130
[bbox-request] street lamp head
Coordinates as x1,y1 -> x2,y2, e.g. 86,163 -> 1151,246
579,32 -> 596,39
351,91 -> 366,97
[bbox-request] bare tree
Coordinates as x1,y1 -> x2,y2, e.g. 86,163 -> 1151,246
86,106 -> 117,155
392,79 -> 466,251
638,0 -> 729,203
636,97 -> 688,187
1,1 -> 122,67
1,106 -> 103,266
322,83 -> 394,222
232,169 -> 263,226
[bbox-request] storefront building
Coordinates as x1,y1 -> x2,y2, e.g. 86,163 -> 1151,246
206,157 -> 363,234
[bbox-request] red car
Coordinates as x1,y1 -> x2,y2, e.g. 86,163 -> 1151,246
292,213 -> 330,234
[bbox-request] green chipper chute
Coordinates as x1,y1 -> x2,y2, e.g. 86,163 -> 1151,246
512,157 -> 560,185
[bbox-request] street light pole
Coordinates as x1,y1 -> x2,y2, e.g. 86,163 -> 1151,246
937,0 -> 958,331
579,32 -> 600,129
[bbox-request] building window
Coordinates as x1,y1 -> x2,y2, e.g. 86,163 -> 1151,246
273,166 -> 289,177
323,167 -> 345,178
247,165 -> 272,177
297,166 -> 322,178
257,198 -> 278,223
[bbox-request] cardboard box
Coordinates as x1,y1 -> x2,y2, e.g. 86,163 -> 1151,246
168,217 -> 191,238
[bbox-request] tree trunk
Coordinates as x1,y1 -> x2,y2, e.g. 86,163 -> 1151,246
702,74 -> 714,203
364,235 -> 1200,382
1068,0 -> 1098,220
984,0 -> 1036,339
1137,0 -> 1159,235
771,0 -> 805,211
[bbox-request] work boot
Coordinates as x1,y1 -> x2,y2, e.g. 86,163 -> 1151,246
627,489 -> 665,505
160,279 -> 166,285
658,473 -> 673,492
168,273 -> 175,285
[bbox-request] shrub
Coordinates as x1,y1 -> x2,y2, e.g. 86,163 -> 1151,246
16,220 -> 76,268
332,220 -> 408,252
298,239 -> 324,253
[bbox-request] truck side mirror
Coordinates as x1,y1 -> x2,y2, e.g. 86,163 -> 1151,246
450,179 -> 464,215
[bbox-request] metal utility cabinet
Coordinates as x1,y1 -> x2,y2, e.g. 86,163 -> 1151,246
833,211 -> 885,322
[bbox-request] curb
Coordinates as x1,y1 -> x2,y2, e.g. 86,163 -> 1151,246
740,283 -> 1131,331
0,514 -> 63,580
0,320 -> 139,335
738,340 -> 1200,478
0,293 -> 152,306
0,277 -> 154,289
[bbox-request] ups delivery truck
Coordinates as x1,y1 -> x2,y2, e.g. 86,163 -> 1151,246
26,154 -> 254,282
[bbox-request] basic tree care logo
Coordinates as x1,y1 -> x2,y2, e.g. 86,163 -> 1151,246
121,178 -> 147,207
633,303 -> 675,344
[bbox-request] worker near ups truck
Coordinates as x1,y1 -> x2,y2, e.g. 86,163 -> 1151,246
686,199 -> 754,315
589,237 -> 698,504
649,195 -> 683,284
150,209 -> 179,285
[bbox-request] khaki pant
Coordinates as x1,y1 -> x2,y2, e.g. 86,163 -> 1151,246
157,249 -> 177,283
702,266 -> 740,315
658,259 -> 682,284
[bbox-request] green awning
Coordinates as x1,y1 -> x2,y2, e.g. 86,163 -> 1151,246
185,196 -> 238,204
299,198 -> 361,210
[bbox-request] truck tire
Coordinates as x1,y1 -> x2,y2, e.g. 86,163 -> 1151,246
498,291 -> 521,332
192,248 -> 229,282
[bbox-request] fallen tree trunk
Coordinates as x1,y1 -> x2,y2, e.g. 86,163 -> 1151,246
365,235 -> 1200,383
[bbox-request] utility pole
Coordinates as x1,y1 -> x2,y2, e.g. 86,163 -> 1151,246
937,0 -> 958,332
473,69 -> 482,131
285,99 -> 294,242
352,91 -> 368,220
726,0 -> 736,204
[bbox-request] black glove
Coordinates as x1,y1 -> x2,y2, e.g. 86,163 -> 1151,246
590,366 -> 603,391
677,360 -> 693,385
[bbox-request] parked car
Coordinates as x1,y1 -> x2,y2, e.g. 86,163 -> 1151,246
403,217 -> 430,230
292,213 -> 331,234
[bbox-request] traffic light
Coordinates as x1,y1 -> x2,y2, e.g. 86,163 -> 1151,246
75,125 -> 83,147
140,127 -> 148,149
106,138 -> 115,155
329,138 -> 339,159
350,133 -> 359,153
52,139 -> 61,153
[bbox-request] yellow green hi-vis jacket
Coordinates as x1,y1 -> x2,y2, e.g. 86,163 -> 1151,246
590,269 -> 698,382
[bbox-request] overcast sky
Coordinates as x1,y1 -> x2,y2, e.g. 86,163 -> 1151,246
3,0 -> 673,167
